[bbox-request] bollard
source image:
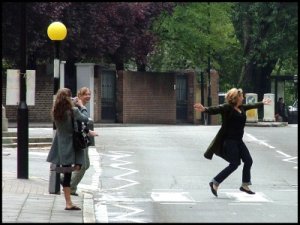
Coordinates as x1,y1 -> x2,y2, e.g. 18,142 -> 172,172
48,133 -> 60,194
263,93 -> 275,122
245,93 -> 258,122
2,105 -> 8,131
49,163 -> 61,194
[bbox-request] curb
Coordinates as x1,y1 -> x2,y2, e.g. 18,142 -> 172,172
245,121 -> 288,127
83,193 -> 96,223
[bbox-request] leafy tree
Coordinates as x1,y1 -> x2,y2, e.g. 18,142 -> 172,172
2,2 -> 176,71
148,2 -> 242,91
231,2 -> 298,100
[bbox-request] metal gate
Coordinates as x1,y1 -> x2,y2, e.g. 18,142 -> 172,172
176,75 -> 188,122
101,70 -> 116,121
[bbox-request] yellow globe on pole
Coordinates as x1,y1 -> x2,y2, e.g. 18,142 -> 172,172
47,21 -> 67,41
47,21 -> 67,194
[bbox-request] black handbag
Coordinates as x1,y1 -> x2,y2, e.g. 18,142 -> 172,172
71,113 -> 89,151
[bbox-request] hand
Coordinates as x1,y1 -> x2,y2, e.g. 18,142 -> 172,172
262,98 -> 272,105
194,103 -> 205,112
76,99 -> 84,107
88,130 -> 98,137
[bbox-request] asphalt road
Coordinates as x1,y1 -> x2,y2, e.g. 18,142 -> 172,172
90,124 -> 298,223
3,124 -> 297,223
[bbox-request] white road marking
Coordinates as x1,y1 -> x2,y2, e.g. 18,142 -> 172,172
81,147 -> 106,223
244,133 -> 275,149
95,150 -> 142,222
245,133 -> 297,169
224,191 -> 272,202
95,203 -> 108,223
111,204 -> 145,223
282,156 -> 297,163
100,150 -> 140,190
151,190 -> 195,202
276,150 -> 291,158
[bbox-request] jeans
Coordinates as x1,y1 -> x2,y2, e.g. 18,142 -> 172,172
212,139 -> 253,186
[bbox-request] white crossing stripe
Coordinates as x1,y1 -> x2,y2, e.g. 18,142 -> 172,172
224,191 -> 272,202
151,191 -> 195,202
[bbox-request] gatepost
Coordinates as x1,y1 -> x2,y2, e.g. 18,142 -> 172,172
245,93 -> 258,122
75,63 -> 95,120
263,93 -> 275,122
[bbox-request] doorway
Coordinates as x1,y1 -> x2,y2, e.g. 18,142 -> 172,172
101,70 -> 116,122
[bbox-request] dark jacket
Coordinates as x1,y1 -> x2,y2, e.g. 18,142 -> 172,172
203,102 -> 264,160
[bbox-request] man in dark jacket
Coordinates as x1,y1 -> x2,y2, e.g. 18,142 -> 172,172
275,97 -> 288,122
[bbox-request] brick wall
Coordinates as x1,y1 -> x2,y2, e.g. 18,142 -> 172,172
120,71 -> 176,124
93,65 -> 101,122
2,65 -> 53,122
2,65 -> 218,124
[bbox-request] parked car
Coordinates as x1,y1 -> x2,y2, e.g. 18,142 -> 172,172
288,99 -> 298,124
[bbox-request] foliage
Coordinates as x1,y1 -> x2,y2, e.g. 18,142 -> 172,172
2,2 -> 177,70
148,2 -> 242,91
231,2 -> 298,95
232,2 -> 298,68
2,2 -> 297,96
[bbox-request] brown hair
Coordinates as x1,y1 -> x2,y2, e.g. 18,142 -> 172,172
52,88 -> 73,122
225,88 -> 243,105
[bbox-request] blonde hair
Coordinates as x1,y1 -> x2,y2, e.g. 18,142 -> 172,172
77,87 -> 91,98
225,88 -> 243,105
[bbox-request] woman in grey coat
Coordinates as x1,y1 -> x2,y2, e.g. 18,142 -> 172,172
47,88 -> 89,210
194,88 -> 271,197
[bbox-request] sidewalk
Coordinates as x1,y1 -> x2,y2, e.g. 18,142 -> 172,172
2,143 -> 95,223
2,170 -> 86,223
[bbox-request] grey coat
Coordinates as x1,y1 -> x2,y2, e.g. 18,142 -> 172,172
46,107 -> 89,166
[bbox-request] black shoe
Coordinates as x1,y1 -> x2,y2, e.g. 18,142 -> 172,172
209,182 -> 218,197
71,193 -> 79,196
240,186 -> 255,194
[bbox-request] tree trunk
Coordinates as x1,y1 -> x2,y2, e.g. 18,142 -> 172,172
241,60 -> 276,100
136,63 -> 146,72
112,53 -> 124,71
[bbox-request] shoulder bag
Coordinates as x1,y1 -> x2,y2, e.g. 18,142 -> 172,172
71,112 -> 89,151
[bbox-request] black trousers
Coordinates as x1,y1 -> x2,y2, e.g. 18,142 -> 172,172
213,139 -> 253,185
61,165 -> 72,187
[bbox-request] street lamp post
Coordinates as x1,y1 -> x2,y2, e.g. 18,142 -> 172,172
294,74 -> 298,100
200,71 -> 205,125
47,21 -> 67,194
17,2 -> 28,179
207,2 -> 211,125
207,59 -> 211,125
